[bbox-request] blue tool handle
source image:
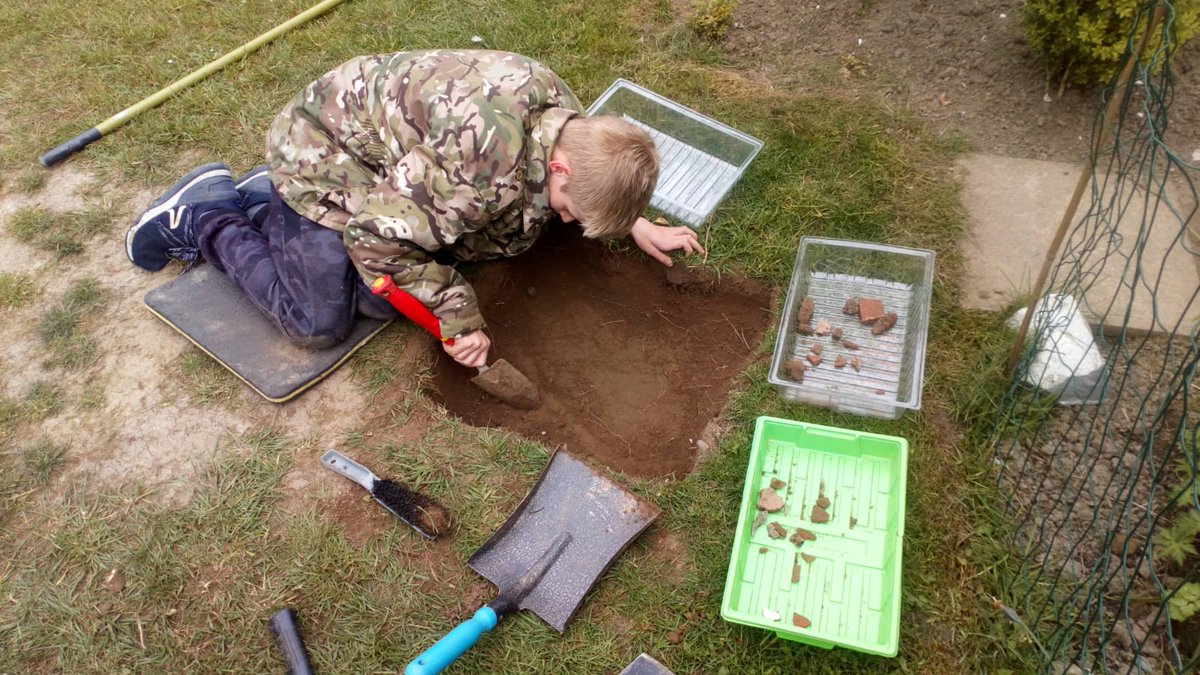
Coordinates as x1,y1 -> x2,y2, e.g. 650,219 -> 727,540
404,606 -> 499,675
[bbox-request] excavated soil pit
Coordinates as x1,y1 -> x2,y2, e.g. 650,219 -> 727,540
429,225 -> 773,479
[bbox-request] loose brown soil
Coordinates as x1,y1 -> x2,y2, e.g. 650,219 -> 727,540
723,0 -> 1200,163
429,224 -> 772,479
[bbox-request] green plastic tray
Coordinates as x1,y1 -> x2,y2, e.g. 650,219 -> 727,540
720,416 -> 908,657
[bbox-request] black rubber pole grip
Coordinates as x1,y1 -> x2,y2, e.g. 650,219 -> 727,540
268,608 -> 315,675
39,127 -> 102,168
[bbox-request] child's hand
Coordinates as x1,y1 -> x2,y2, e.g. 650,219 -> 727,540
630,216 -> 706,267
444,330 -> 490,368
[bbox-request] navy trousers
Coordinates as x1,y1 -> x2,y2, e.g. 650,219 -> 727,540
196,188 -> 398,349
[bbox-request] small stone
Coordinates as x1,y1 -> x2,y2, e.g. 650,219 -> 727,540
770,478 -> 786,490
667,630 -> 683,644
806,353 -> 822,367
796,297 -> 814,327
791,561 -> 801,583
858,298 -> 885,323
763,608 -> 781,621
793,613 -> 811,628
767,522 -> 788,539
849,517 -> 858,529
814,319 -> 831,336
831,327 -> 843,341
810,343 -> 823,355
816,496 -> 830,509
842,298 -> 858,315
752,511 -> 766,533
102,568 -> 125,594
786,359 -> 807,382
810,505 -> 830,523
871,312 -> 898,335
801,553 -> 815,564
850,356 -> 861,372
757,488 -> 785,513
841,338 -> 860,351
834,355 -> 846,369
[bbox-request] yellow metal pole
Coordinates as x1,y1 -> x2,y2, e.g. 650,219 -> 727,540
39,0 -> 350,167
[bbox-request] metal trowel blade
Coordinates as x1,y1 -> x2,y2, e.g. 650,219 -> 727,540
471,358 -> 540,409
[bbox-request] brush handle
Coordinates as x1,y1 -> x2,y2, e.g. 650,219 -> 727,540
269,608 -> 315,675
370,276 -> 455,346
404,606 -> 499,675
320,449 -> 377,493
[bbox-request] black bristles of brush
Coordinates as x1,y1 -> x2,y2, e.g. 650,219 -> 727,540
371,478 -> 454,539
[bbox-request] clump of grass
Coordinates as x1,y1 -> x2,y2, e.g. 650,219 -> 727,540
22,382 -> 64,421
4,207 -> 112,258
0,382 -> 64,448
19,436 -> 69,487
13,382 -> 64,425
178,350 -> 240,405
37,278 -> 108,369
10,168 -> 45,193
690,0 -> 736,40
0,388 -> 63,523
0,399 -> 21,443
78,384 -> 106,410
0,272 -> 39,309
5,207 -> 42,243
348,327 -> 404,396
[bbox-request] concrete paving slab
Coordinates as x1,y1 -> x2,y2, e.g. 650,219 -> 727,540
958,153 -> 1199,334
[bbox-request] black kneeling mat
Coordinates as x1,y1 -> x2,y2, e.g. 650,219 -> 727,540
144,265 -> 391,403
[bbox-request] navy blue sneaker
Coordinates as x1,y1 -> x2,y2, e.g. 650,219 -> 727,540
234,165 -> 273,226
126,163 -> 240,271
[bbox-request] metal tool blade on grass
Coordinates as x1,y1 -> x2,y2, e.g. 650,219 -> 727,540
370,276 -> 540,409
404,450 -> 660,675
320,449 -> 452,539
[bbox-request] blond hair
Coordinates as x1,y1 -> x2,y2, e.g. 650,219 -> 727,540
555,116 -> 659,239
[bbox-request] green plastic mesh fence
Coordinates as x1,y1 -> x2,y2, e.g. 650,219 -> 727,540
990,2 -> 1199,673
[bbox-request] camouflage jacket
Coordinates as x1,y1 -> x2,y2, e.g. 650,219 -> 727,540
266,50 -> 582,339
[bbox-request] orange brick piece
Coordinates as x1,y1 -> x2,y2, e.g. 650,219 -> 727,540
858,298 -> 885,324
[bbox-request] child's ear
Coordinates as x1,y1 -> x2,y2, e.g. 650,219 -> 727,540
548,159 -> 572,176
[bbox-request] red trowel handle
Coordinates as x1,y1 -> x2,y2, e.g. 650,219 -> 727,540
370,276 -> 456,346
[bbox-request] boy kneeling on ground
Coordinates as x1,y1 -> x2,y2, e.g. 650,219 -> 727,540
126,49 -> 704,367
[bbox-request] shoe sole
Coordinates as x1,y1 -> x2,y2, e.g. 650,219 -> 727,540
126,164 -> 233,264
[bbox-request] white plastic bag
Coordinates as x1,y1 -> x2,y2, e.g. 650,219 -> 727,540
1007,294 -> 1106,405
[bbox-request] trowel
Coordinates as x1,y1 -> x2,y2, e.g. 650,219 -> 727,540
404,450 -> 660,674
370,276 -> 540,409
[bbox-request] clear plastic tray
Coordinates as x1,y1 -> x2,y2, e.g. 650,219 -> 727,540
720,416 -> 908,657
767,237 -> 935,419
586,79 -> 763,229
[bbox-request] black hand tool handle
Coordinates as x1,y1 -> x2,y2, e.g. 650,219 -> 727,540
269,608 -> 315,675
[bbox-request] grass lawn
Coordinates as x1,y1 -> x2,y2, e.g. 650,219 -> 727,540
0,0 -> 1031,672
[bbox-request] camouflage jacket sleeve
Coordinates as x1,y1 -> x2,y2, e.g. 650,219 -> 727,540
268,50 -> 582,340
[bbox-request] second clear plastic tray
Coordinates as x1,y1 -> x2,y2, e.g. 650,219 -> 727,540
587,79 -> 763,229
